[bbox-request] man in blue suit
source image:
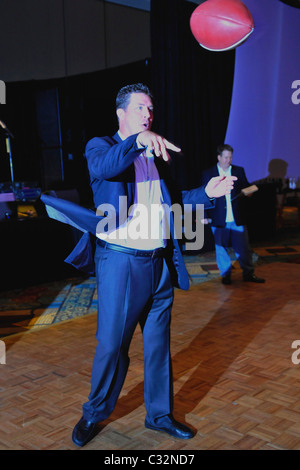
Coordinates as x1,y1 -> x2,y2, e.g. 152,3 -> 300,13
70,84 -> 237,447
201,144 -> 265,285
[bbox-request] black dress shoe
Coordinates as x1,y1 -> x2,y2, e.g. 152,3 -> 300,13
72,416 -> 97,447
222,274 -> 232,285
145,415 -> 195,439
243,273 -> 265,283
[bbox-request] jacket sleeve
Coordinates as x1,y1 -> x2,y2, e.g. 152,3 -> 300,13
181,186 -> 215,210
85,134 -> 144,180
180,167 -> 215,210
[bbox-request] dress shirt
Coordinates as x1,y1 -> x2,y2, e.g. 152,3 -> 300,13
97,131 -> 167,250
217,164 -> 234,223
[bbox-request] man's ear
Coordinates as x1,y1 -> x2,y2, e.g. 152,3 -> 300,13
116,108 -> 124,122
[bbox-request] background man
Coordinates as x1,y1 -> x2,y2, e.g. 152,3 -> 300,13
201,144 -> 265,285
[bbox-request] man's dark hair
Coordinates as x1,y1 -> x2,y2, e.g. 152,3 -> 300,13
116,83 -> 153,111
217,144 -> 234,156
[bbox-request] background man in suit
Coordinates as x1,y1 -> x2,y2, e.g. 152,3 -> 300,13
72,84 -> 237,447
201,144 -> 265,285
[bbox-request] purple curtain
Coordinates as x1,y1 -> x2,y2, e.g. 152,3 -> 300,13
225,0 -> 300,184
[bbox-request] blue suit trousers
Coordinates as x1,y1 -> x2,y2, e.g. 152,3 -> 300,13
82,244 -> 174,424
211,221 -> 254,277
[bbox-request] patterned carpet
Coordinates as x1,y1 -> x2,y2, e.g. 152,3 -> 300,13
1,228 -> 300,339
0,278 -> 98,338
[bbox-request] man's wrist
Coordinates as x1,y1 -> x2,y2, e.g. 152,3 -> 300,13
136,133 -> 145,149
205,188 -> 215,201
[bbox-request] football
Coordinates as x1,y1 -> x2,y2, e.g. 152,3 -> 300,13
190,0 -> 254,52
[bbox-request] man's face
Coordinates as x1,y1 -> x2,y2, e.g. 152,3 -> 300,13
117,92 -> 154,138
218,150 -> 233,170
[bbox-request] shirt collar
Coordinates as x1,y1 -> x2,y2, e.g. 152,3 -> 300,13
217,163 -> 232,175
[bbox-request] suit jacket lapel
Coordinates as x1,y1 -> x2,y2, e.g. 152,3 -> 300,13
112,131 -> 135,202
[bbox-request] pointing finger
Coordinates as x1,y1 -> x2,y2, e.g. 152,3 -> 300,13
163,138 -> 181,153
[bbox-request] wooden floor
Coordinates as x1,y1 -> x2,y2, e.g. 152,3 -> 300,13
1,261 -> 300,450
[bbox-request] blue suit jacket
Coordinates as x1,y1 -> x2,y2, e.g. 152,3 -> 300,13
42,132 -> 215,290
201,164 -> 249,227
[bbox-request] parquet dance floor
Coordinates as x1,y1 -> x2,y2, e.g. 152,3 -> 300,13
1,260 -> 300,450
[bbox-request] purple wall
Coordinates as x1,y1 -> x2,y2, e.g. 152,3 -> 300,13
225,0 -> 300,183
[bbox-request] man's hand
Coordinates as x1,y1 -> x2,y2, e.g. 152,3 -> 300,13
137,131 -> 181,162
205,175 -> 237,199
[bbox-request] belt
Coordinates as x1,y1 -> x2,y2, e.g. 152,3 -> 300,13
97,238 -> 168,258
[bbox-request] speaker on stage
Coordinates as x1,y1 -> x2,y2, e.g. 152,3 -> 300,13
35,87 -> 64,190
